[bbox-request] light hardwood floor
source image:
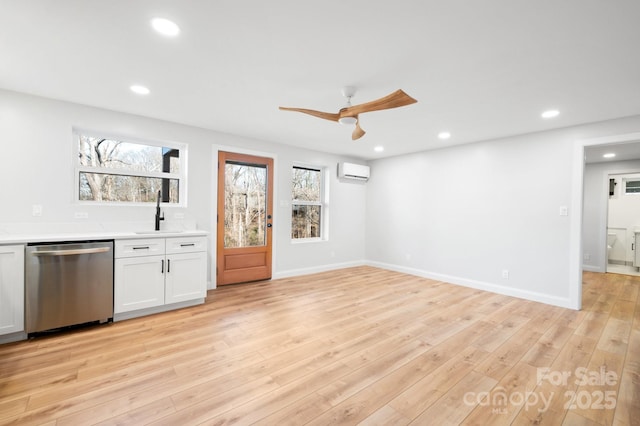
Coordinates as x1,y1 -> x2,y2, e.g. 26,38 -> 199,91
0,266 -> 638,425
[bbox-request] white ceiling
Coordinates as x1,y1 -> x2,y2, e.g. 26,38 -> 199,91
1,1 -> 639,160
585,140 -> 640,164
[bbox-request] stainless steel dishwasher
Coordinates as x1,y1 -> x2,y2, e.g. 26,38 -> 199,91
25,241 -> 114,334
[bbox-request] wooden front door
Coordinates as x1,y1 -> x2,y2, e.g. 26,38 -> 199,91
216,151 -> 274,285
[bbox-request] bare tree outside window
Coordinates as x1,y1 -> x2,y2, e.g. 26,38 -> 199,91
76,133 -> 183,203
292,166 -> 323,239
224,162 -> 267,248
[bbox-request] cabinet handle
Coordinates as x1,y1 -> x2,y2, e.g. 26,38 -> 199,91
161,259 -> 164,273
133,246 -> 150,250
180,243 -> 195,247
167,259 -> 171,273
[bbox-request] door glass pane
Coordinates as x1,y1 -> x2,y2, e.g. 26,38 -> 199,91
224,162 -> 267,248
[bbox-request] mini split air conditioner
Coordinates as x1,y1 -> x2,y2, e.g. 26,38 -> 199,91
337,162 -> 370,181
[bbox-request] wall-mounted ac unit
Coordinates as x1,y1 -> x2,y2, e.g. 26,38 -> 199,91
338,162 -> 370,181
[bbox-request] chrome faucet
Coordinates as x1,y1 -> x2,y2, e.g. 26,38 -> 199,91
155,190 -> 164,231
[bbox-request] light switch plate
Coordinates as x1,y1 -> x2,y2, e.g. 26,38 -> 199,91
559,206 -> 568,216
32,204 -> 43,216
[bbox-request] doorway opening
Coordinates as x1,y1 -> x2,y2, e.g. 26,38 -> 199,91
605,172 -> 640,276
577,133 -> 640,294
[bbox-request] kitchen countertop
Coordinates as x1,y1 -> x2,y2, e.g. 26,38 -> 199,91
0,230 -> 208,245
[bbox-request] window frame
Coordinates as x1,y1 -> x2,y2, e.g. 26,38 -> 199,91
624,177 -> 640,195
73,128 -> 188,207
291,163 -> 328,242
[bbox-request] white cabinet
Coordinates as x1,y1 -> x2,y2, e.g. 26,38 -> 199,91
165,251 -> 207,304
0,245 -> 25,335
114,237 -> 207,315
114,254 -> 166,313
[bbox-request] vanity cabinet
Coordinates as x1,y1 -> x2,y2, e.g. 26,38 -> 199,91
0,245 -> 25,335
114,237 -> 207,314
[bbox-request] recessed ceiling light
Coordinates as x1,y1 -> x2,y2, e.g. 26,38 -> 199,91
438,131 -> 451,140
130,85 -> 150,95
541,109 -> 560,119
374,146 -> 384,152
151,18 -> 180,37
603,153 -> 616,158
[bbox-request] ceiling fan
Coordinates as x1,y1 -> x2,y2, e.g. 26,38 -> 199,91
279,87 -> 417,140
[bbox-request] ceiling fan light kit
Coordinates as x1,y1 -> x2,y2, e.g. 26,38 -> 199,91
338,116 -> 358,126
279,87 -> 417,140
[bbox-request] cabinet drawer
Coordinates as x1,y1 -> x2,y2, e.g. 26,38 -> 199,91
166,236 -> 207,254
115,239 -> 165,258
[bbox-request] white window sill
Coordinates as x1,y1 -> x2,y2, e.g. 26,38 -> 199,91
291,237 -> 326,244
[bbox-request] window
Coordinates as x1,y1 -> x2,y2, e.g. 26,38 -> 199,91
291,165 -> 325,240
624,178 -> 640,194
75,131 -> 186,204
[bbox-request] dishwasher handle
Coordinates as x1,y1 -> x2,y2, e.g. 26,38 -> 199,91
32,247 -> 111,256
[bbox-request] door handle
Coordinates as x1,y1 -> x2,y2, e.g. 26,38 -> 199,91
33,247 -> 110,256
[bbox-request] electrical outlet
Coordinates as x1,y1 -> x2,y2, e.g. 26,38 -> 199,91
174,212 -> 185,219
32,204 -> 43,217
74,212 -> 88,219
559,206 -> 568,216
584,253 -> 591,261
502,269 -> 509,279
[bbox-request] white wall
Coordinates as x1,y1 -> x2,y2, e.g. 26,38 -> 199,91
583,161 -> 640,271
0,90 -> 367,284
366,116 -> 640,309
5,89 -> 640,309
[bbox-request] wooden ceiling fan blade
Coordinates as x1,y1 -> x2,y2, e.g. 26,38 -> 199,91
352,119 -> 366,140
344,89 -> 417,116
279,106 -> 339,122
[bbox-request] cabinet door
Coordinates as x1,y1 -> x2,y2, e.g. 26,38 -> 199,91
165,252 -> 207,304
0,245 -> 25,335
114,255 -> 165,313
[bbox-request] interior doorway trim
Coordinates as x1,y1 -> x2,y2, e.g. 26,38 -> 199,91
571,131 -> 640,310
604,170 -> 640,275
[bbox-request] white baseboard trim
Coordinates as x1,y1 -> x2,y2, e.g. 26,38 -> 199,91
113,299 -> 205,322
582,264 -> 604,273
365,260 -> 575,310
0,331 -> 27,344
274,260 -> 367,280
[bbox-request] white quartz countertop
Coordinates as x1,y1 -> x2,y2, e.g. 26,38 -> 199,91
0,230 -> 208,245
